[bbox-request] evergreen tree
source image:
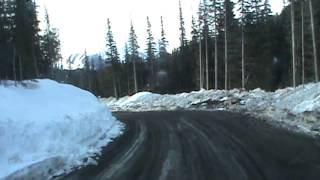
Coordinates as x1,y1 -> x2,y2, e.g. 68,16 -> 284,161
209,0 -> 224,89
178,0 -> 187,47
224,0 -> 229,90
0,0 -> 14,79
290,0 -> 296,87
238,0 -> 250,89
128,22 -> 139,93
191,15 -> 203,90
145,16 -> 156,88
308,0 -> 318,82
199,0 -> 210,90
40,8 -> 62,78
159,16 -> 168,56
250,0 -> 264,23
158,16 -> 169,71
123,43 -> 131,95
106,18 -> 120,97
83,49 -> 92,91
262,0 -> 272,22
12,0 -> 42,80
301,0 -> 305,84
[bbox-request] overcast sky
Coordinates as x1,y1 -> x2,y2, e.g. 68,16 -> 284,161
37,0 -> 284,60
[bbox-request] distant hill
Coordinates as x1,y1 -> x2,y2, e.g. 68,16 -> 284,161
66,52 -> 111,70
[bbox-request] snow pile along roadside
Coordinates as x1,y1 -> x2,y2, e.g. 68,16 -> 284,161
101,82 -> 320,135
100,89 -> 271,112
0,80 -> 123,179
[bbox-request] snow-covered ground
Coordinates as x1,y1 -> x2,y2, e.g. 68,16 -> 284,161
102,83 -> 320,136
0,80 -> 124,180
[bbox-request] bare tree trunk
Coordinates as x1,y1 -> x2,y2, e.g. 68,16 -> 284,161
224,1 -> 228,90
205,34 -> 209,90
241,16 -> 245,90
291,0 -> 296,87
51,62 -> 54,79
301,1 -> 305,85
112,71 -> 117,98
133,58 -> 138,93
199,24 -> 203,90
213,0 -> 218,90
18,54 -> 23,81
309,0 -> 318,82
127,76 -> 130,96
32,48 -> 39,78
214,34 -> 218,90
12,45 -> 17,81
111,65 -> 118,98
126,65 -> 130,95
151,59 -> 154,89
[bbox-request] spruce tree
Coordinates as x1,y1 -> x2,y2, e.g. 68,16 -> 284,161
13,0 -> 42,79
199,0 -> 210,90
224,0 -> 229,90
128,22 -> 139,93
290,0 -> 296,87
145,16 -> 156,88
191,15 -> 203,90
308,0 -> 318,82
178,0 -> 187,47
238,0 -> 250,89
40,8 -> 62,78
159,16 -> 168,56
106,18 -> 120,97
209,0 -> 224,89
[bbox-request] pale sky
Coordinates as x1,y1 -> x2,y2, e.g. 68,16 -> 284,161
37,0 -> 283,60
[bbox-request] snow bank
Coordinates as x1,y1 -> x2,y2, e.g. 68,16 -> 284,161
0,79 -> 123,179
101,88 -> 271,112
273,83 -> 320,114
102,82 -> 320,135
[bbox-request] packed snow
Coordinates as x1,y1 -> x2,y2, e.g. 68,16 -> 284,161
102,82 -> 320,135
0,80 -> 124,179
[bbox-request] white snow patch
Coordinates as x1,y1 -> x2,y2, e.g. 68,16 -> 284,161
0,79 -> 123,179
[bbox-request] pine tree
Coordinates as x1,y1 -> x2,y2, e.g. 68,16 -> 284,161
0,0 -> 14,79
224,0 -> 229,90
83,49 -> 92,91
262,0 -> 272,22
106,18 -> 120,97
238,0 -> 250,89
308,0 -> 318,82
199,0 -> 210,90
301,0 -> 305,84
13,0 -> 42,80
124,43 -> 131,95
290,0 -> 296,87
178,0 -> 187,47
40,8 -> 62,78
251,0 -> 264,23
145,16 -> 156,88
128,22 -> 139,93
209,0 -> 223,89
159,16 -> 168,56
191,15 -> 203,90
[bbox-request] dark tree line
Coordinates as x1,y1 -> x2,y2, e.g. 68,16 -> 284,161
51,0 -> 320,97
0,0 -> 61,81
1,0 -> 319,99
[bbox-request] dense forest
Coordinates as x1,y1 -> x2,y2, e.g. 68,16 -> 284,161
0,0 -> 319,98
0,0 -> 61,80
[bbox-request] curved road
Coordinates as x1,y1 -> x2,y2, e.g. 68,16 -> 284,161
63,111 -> 320,180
